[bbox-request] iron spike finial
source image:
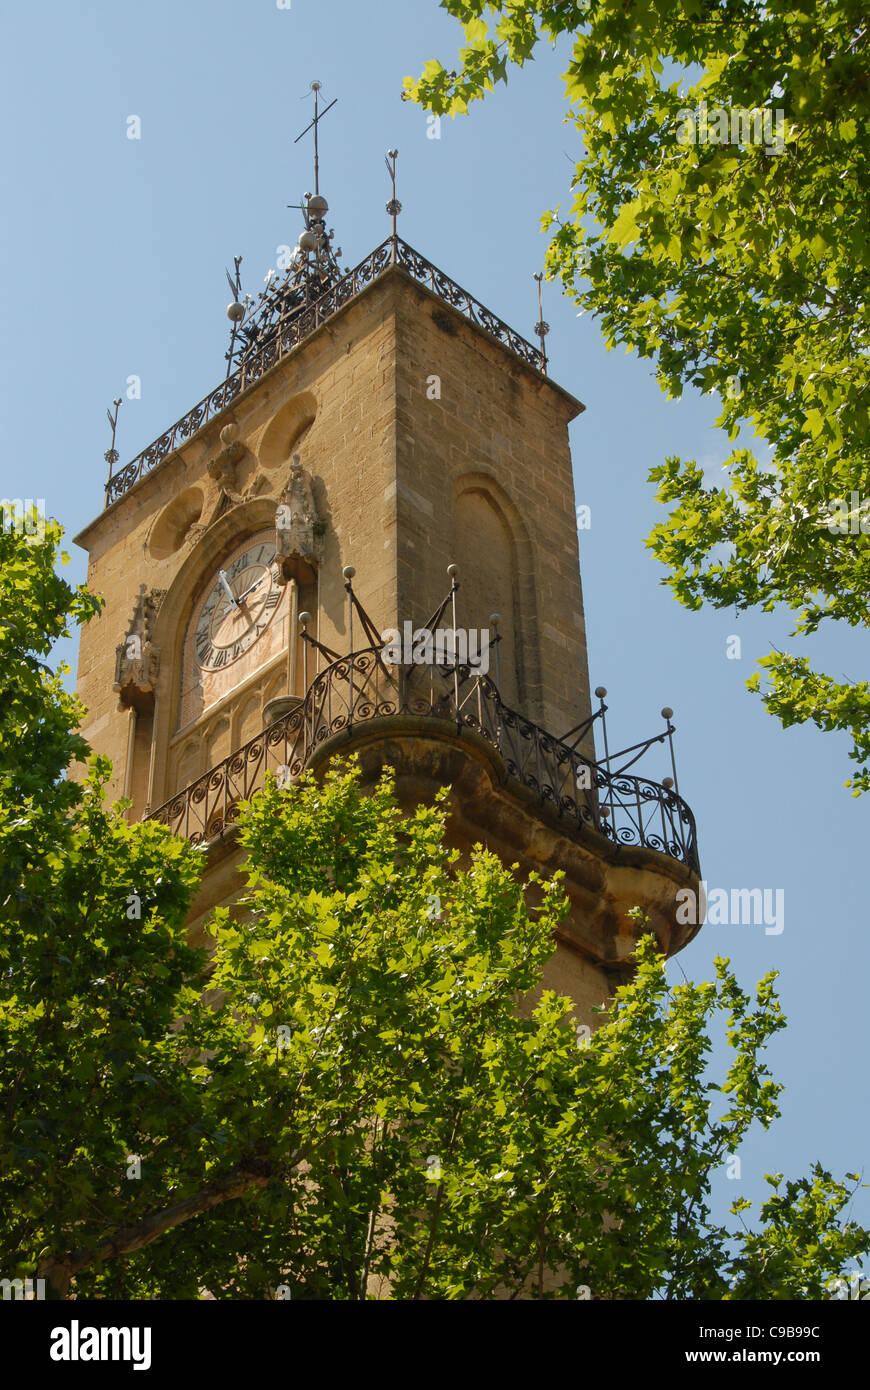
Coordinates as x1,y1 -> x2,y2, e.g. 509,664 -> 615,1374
489,613 -> 502,687
595,682 -> 614,826
662,707 -> 681,798
447,564 -> 461,723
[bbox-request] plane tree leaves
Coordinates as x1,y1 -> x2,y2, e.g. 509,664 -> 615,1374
406,1 -> 870,792
1,521 -> 867,1297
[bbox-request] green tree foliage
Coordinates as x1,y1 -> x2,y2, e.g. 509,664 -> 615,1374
406,1 -> 870,791
0,515 -> 207,1299
1,520 -> 867,1297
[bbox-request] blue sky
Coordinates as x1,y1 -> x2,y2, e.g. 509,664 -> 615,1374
2,0 -> 867,1250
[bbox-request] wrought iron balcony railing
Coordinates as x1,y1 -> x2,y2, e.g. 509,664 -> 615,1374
149,648 -> 699,875
104,238 -> 545,508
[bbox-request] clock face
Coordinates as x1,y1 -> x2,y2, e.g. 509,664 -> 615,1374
194,540 -> 282,671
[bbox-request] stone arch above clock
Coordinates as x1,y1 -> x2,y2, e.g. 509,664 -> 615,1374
145,498 -> 309,809
151,499 -> 285,669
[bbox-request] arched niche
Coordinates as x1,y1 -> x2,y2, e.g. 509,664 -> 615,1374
452,473 -> 540,716
174,738 -> 202,796
257,391 -> 318,472
147,487 -> 204,560
205,716 -> 231,770
235,692 -> 263,749
263,669 -> 287,707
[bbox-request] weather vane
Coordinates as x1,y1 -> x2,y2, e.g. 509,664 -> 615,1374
385,149 -> 401,248
293,80 -> 337,197
225,255 -> 249,379
218,82 -> 344,380
104,398 -> 122,465
534,272 -> 550,374
103,397 -> 123,496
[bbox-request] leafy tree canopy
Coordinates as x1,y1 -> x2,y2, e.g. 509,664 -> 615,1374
1,519 -> 867,1298
406,0 -> 870,792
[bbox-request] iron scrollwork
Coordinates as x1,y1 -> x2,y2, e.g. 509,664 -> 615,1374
104,239 -> 546,508
150,647 -> 699,874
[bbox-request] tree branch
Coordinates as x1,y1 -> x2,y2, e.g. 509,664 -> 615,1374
38,1160 -> 276,1295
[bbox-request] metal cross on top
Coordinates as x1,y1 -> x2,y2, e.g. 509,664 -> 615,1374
294,80 -> 338,197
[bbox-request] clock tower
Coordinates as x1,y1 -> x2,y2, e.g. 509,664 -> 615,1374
73,152 -> 701,1016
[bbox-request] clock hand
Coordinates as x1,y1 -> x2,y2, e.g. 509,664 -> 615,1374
218,569 -> 239,610
236,558 -> 278,605
215,583 -> 264,623
235,575 -> 266,604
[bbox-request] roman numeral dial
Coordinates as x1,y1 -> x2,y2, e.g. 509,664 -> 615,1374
193,540 -> 283,672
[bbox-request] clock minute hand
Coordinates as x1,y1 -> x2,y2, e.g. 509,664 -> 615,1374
235,575 -> 267,604
236,557 -> 277,604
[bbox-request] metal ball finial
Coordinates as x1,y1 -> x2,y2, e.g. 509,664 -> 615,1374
342,565 -> 356,580
489,612 -> 502,628
662,776 -> 674,790
227,301 -> 245,323
299,611 -> 312,627
594,686 -> 607,699
446,564 -> 459,578
661,707 -> 674,721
